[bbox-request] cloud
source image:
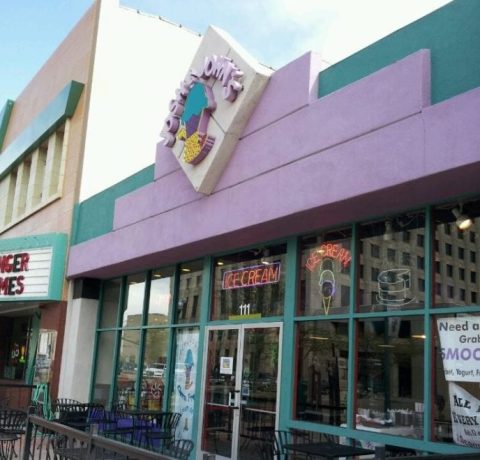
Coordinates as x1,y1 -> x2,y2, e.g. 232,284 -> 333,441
120,0 -> 451,69
236,0 -> 452,66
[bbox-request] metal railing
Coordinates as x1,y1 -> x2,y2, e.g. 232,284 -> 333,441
22,414 -> 173,460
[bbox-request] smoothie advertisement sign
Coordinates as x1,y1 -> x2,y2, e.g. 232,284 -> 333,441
437,316 -> 480,447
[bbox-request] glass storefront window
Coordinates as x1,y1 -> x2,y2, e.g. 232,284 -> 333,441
33,329 -> 56,385
147,266 -> 174,326
299,229 -> 352,316
357,316 -> 424,439
122,274 -> 146,327
115,329 -> 141,408
140,329 -> 169,410
212,244 -> 286,321
3,317 -> 31,380
100,278 -> 121,328
433,313 -> 480,446
92,331 -> 116,406
434,199 -> 480,307
177,260 -> 203,323
358,212 -> 425,313
295,320 -> 348,426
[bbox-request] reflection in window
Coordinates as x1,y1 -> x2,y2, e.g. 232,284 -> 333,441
295,321 -> 348,426
299,229 -> 352,316
177,260 -> 203,323
4,317 -> 31,380
147,266 -> 174,326
92,331 -> 116,406
212,244 -> 286,320
434,199 -> 480,307
122,274 -> 146,327
357,317 -> 424,439
140,329 -> 169,410
358,212 -> 425,312
100,279 -> 121,329
115,329 -> 140,408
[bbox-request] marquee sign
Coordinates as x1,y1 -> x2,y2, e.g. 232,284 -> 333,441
0,247 -> 53,299
160,26 -> 271,194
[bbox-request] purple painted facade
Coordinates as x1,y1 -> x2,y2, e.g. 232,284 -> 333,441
67,49 -> 480,279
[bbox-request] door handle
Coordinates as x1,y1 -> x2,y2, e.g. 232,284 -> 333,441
228,391 -> 240,409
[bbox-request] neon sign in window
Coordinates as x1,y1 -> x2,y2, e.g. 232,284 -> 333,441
305,244 -> 351,272
222,262 -> 281,290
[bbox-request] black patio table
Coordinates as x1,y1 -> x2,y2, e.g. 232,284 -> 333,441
284,441 -> 374,459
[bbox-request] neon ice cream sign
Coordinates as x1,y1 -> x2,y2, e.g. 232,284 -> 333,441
306,244 -> 351,315
222,262 -> 281,290
161,55 -> 244,165
305,244 -> 351,272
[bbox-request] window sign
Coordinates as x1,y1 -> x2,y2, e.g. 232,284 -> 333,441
358,213 -> 425,313
220,357 -> 233,375
172,329 -> 198,440
448,382 -> 480,448
377,268 -> 416,309
300,230 -> 352,316
222,262 -> 281,290
212,244 -> 286,321
437,317 -> 480,382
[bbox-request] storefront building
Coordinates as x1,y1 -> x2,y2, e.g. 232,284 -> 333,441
66,1 -> 480,457
0,0 -> 199,400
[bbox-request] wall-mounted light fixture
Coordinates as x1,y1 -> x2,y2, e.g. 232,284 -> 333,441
261,249 -> 270,265
384,219 -> 394,241
452,206 -> 473,230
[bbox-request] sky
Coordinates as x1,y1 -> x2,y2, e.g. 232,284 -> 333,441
0,0 -> 451,106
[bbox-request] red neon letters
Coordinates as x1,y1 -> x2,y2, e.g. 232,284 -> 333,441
305,244 -> 351,272
222,262 -> 281,290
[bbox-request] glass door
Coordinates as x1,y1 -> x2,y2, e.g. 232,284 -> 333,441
201,324 -> 281,460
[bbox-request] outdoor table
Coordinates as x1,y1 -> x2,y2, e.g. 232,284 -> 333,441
0,432 -> 19,460
284,441 -> 374,459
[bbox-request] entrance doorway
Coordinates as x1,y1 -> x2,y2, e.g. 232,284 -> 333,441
200,324 -> 281,459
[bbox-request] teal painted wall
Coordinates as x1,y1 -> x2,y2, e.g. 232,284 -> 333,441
0,81 -> 84,180
0,100 -> 14,151
72,165 -> 154,244
319,0 -> 480,104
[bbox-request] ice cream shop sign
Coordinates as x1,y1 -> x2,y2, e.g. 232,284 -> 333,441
160,26 -> 271,195
161,54 -> 244,164
0,248 -> 53,299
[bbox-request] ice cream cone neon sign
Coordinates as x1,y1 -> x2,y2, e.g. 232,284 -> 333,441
305,244 -> 351,315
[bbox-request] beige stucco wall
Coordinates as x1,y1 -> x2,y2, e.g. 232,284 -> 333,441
1,2 -> 98,243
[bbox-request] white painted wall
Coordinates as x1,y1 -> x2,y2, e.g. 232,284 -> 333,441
80,0 -> 200,201
58,296 -> 98,401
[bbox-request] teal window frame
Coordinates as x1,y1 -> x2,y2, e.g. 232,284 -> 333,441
89,203 -> 480,455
